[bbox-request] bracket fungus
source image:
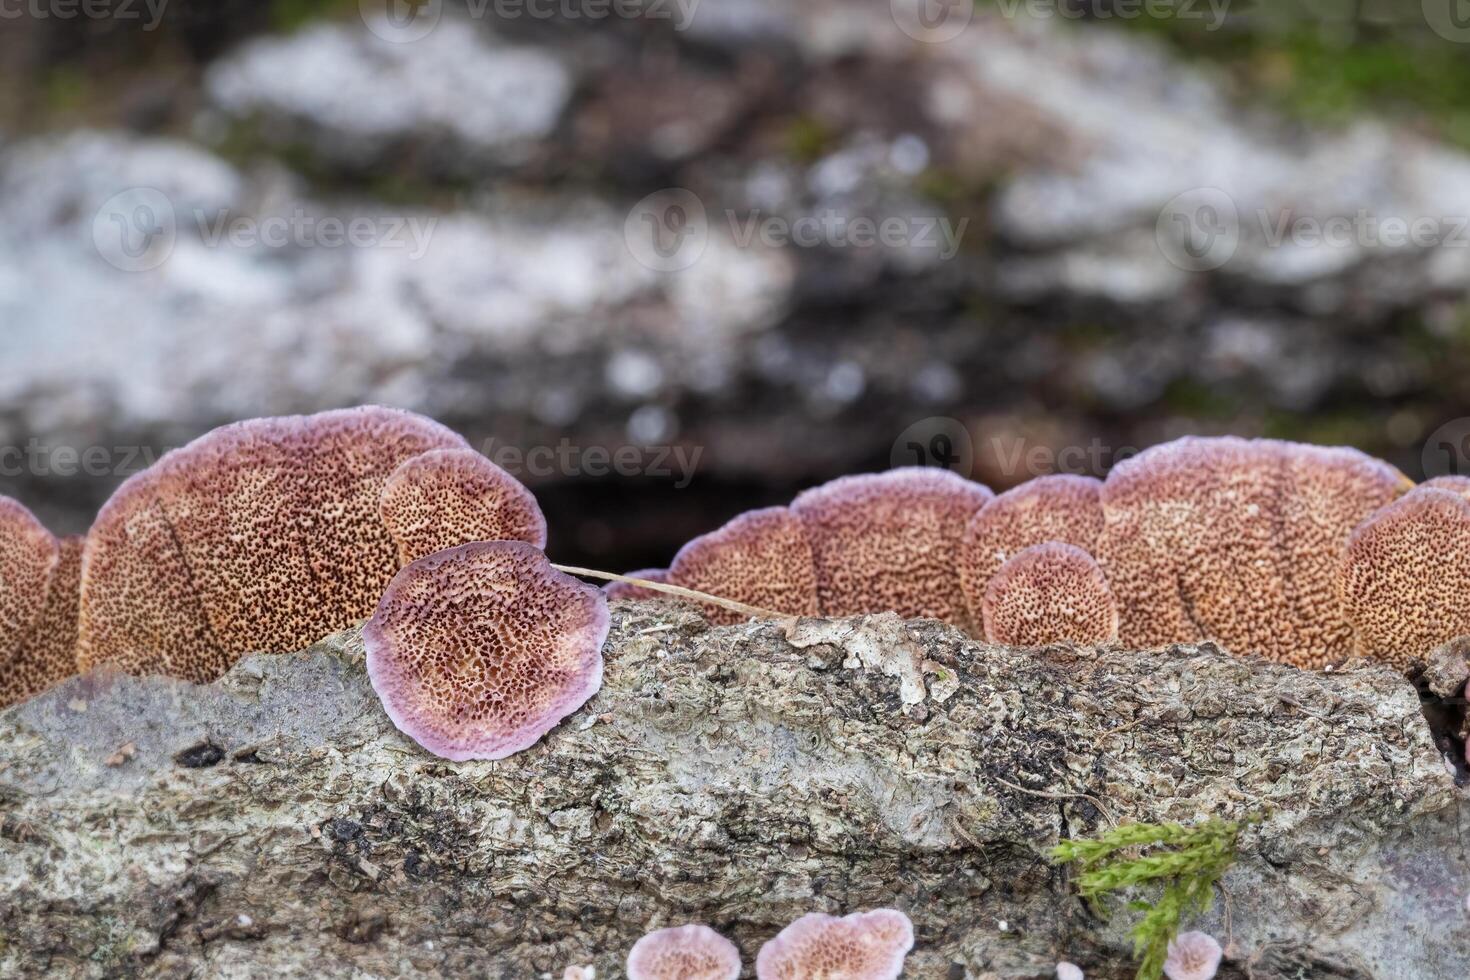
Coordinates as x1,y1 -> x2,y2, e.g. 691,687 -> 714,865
1097,436 -> 1407,667
755,909 -> 914,980
957,474 -> 1104,628
379,447 -> 547,565
75,407 -> 552,682
982,542 -> 1118,647
626,924 -> 742,980
1338,486 -> 1470,670
0,498 -> 81,706
1162,930 -> 1222,980
667,506 -> 821,625
792,468 -> 993,627
603,568 -> 670,601
363,540 -> 609,761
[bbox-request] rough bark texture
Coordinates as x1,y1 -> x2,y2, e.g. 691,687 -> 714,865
1,602 -> 1466,979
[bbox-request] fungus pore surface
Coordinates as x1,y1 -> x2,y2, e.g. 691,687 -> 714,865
792,468 -> 992,627
79,407 -> 469,681
755,909 -> 914,980
982,542 -> 1118,647
1,496 -> 81,706
363,540 -> 610,761
626,924 -> 742,980
668,506 -> 821,625
1338,486 -> 1470,670
957,474 -> 1103,627
379,448 -> 547,565
1097,436 -> 1406,667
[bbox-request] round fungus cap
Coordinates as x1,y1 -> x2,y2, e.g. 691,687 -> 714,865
792,468 -> 992,626
958,474 -> 1104,629
668,506 -> 821,625
604,568 -> 671,601
982,542 -> 1118,647
379,448 -> 547,565
364,540 -> 610,761
79,407 -> 469,681
1,497 -> 81,706
626,923 -> 741,980
1098,436 -> 1406,667
755,909 -> 914,980
1162,930 -> 1222,980
1338,486 -> 1470,669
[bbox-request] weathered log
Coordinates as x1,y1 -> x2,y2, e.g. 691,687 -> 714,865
0,602 -> 1465,979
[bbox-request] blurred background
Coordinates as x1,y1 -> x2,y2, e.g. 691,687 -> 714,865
5,0 -> 1470,572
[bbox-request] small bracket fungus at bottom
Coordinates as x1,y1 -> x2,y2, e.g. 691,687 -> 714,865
755,909 -> 914,980
363,540 -> 609,761
626,923 -> 741,980
1163,930 -> 1222,980
982,542 -> 1119,648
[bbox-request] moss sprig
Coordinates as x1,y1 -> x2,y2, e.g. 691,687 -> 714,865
1051,816 -> 1249,980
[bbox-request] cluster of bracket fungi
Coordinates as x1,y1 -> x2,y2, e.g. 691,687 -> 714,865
1,406 -> 1456,980
1,406 -> 1468,767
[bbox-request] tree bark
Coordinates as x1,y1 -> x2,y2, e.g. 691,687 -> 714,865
0,603 -> 1465,979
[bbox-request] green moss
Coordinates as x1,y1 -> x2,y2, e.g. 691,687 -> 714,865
783,116 -> 838,165
1099,2 -> 1470,149
1052,816 -> 1248,980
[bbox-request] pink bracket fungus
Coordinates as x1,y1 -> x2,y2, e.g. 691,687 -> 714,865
957,474 -> 1104,629
1338,486 -> 1470,670
379,447 -> 547,565
755,908 -> 914,980
626,923 -> 742,980
0,495 -> 57,639
363,540 -> 609,761
1423,474 -> 1470,500
78,407 -> 476,681
667,506 -> 821,625
1097,436 -> 1407,667
1162,930 -> 1222,980
792,468 -> 993,627
1,497 -> 82,706
982,542 -> 1118,648
603,568 -> 670,601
